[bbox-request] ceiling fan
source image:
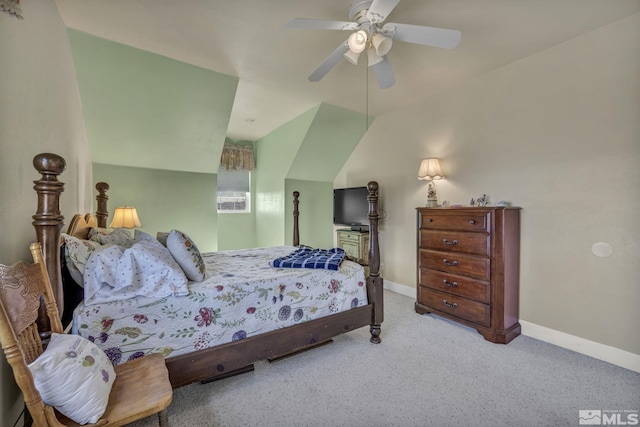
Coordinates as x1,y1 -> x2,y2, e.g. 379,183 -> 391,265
284,0 -> 461,89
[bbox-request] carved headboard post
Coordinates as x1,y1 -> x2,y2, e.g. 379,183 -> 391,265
32,153 -> 66,324
293,191 -> 300,247
366,181 -> 383,343
95,182 -> 110,228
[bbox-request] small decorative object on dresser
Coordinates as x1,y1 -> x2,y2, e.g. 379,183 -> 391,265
415,206 -> 521,344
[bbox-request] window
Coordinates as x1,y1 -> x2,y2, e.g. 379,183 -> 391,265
217,191 -> 249,212
217,142 -> 255,213
217,167 -> 250,213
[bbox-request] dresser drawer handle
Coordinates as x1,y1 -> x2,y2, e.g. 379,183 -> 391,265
469,220 -> 476,225
443,299 -> 458,309
442,259 -> 458,267
442,239 -> 458,246
427,218 -> 433,222
443,279 -> 458,287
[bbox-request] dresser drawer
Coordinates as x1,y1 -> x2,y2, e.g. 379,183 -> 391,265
420,230 -> 490,256
419,211 -> 490,232
340,241 -> 361,259
420,249 -> 490,281
419,288 -> 490,327
338,231 -> 366,242
419,268 -> 490,304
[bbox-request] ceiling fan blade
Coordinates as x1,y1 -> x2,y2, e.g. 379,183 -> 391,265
382,22 -> 461,49
284,18 -> 358,31
371,56 -> 396,89
308,41 -> 350,82
366,0 -> 401,24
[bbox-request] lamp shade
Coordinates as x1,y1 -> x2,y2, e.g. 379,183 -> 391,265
418,158 -> 445,180
371,33 -> 392,56
110,207 -> 142,228
347,30 -> 368,53
343,49 -> 361,65
367,48 -> 384,66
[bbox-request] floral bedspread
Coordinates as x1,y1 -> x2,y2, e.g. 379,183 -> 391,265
72,246 -> 368,365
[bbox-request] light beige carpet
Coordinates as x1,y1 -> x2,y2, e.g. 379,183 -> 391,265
130,290 -> 639,427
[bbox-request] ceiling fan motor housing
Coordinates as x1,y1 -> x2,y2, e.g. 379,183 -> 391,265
349,0 -> 374,23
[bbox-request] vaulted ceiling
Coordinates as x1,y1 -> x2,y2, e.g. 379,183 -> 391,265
54,0 -> 640,141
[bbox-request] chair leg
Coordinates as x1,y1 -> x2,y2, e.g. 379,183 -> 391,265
24,405 -> 33,427
158,408 -> 169,427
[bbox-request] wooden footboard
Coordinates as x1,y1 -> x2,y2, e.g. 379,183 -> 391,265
32,153 -> 383,387
166,305 -> 374,386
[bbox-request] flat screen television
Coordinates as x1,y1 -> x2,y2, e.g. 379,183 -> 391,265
333,186 -> 369,231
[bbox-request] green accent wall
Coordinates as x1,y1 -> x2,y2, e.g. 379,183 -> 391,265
68,29 -> 238,174
254,107 -> 318,247
67,30 -> 371,250
93,163 -> 218,252
287,104 -> 374,181
255,104 -> 372,248
285,179 -> 334,249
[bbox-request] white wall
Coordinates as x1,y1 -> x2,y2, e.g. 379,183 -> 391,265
336,13 -> 640,356
0,1 -> 92,425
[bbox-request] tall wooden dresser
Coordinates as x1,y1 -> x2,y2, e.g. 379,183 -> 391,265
415,207 -> 521,344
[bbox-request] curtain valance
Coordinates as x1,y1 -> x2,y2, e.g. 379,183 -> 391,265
1,0 -> 23,19
219,143 -> 255,171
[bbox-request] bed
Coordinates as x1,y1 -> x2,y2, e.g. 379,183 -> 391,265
31,152 -> 384,388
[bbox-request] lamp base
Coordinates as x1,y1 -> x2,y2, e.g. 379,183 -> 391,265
425,199 -> 438,207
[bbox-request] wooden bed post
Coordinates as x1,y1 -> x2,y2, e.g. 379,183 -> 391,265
95,181 -> 110,228
293,191 -> 300,247
366,181 -> 383,343
32,153 -> 65,326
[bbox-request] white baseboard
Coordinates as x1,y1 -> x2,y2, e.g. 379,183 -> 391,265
519,320 -> 640,373
384,279 -> 415,298
383,280 -> 640,373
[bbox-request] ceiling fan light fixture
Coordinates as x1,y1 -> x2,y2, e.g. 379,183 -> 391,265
344,49 -> 361,65
372,32 -> 393,56
285,1 -> 461,86
347,30 -> 368,53
367,48 -> 384,67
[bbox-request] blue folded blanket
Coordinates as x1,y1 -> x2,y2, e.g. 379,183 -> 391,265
271,247 -> 346,271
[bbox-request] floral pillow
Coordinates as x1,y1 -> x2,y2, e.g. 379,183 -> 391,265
28,333 -> 116,425
62,234 -> 102,287
166,229 -> 205,282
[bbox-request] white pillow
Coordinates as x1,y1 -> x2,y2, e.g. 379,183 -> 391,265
134,229 -> 157,245
94,228 -> 134,247
166,229 -> 205,282
28,333 -> 116,425
87,227 -> 113,242
62,234 -> 102,287
156,232 -> 169,247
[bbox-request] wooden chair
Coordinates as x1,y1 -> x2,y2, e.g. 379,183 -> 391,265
0,242 -> 173,427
